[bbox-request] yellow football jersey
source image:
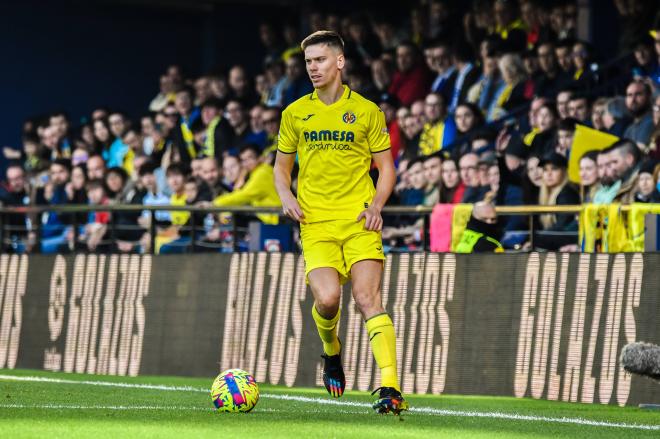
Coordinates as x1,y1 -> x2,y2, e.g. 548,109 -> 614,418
278,85 -> 390,223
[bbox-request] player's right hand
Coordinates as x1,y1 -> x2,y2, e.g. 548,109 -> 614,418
281,194 -> 306,224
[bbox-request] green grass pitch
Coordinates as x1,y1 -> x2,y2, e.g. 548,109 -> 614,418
1,369 -> 658,438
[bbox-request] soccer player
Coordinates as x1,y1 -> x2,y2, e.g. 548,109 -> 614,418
274,30 -> 408,415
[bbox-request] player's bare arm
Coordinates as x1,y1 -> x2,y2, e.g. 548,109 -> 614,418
357,150 -> 396,231
273,151 -> 306,224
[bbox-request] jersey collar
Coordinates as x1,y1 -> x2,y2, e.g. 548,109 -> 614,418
309,84 -> 352,106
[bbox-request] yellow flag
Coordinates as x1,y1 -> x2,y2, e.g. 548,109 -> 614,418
450,204 -> 474,252
568,125 -> 618,183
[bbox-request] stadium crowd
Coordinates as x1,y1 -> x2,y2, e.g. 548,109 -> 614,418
1,0 -> 660,253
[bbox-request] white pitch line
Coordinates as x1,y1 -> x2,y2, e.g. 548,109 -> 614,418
0,403 -> 211,411
1,374 -> 659,431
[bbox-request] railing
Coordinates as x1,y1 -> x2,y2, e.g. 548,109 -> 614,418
0,204 -> 592,254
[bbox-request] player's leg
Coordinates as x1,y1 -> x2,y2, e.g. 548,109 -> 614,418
308,267 -> 346,398
301,221 -> 347,398
351,260 -> 408,414
309,267 -> 342,357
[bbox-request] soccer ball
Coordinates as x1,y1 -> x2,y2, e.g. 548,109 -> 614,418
211,369 -> 259,413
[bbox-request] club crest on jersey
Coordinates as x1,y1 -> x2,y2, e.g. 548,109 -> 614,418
342,111 -> 357,124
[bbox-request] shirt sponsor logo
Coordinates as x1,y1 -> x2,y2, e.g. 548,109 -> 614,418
303,130 -> 355,142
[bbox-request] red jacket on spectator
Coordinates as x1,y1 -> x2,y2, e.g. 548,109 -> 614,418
388,120 -> 402,163
388,64 -> 433,107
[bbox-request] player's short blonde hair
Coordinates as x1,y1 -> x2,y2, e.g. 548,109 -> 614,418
300,30 -> 345,52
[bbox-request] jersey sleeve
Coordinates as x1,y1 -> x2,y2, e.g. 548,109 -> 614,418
277,109 -> 298,154
367,106 -> 391,153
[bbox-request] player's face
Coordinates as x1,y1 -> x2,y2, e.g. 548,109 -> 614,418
304,43 -> 344,89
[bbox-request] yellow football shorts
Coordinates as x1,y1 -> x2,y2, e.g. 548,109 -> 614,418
300,219 -> 385,284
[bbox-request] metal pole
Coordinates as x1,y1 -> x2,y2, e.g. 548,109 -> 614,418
190,213 -> 197,253
423,213 -> 429,251
0,212 -> 4,253
150,209 -> 156,255
529,214 -> 535,250
232,214 -> 238,252
110,209 -> 117,251
72,211 -> 79,253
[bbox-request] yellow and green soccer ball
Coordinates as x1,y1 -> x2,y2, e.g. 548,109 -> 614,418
211,369 -> 259,412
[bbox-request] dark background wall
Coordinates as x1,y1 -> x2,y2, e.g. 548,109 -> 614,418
0,0 -> 280,148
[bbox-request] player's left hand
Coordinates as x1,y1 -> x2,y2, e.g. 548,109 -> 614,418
357,206 -> 383,231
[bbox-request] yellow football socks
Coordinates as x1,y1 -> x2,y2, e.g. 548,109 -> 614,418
312,305 -> 341,356
366,313 -> 400,391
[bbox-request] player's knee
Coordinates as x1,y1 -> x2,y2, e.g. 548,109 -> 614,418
352,287 -> 380,315
314,289 -> 341,316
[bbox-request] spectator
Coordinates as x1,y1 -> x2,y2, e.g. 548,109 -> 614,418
530,101 -> 559,157
571,40 -> 597,90
567,94 -> 591,125
221,154 -> 245,191
228,65 -> 258,107
83,179 -> 111,252
371,58 -> 395,95
92,118 -> 115,157
212,144 -> 281,224
422,153 -> 442,205
591,97 -> 608,131
264,57 -> 288,107
418,93 -> 457,156
198,157 -> 227,199
200,98 -> 233,162
555,87 -> 574,120
602,96 -> 631,137
624,79 -> 655,147
282,53 -> 314,107
400,113 -> 424,160
631,35 -> 658,83
492,53 -> 531,119
194,76 -> 213,107
105,112 -> 130,168
492,0 -> 527,52
425,39 -> 455,99
534,42 -> 570,99
609,139 -> 643,203
86,154 -> 106,180
105,167 -> 133,202
260,106 -> 281,163
0,164 -> 31,252
49,111 -> 72,156
439,157 -> 465,203
452,103 -> 486,155
225,100 -> 259,152
578,150 -> 600,202
648,94 -> 660,159
396,157 -> 426,206
523,154 -> 543,205
66,164 -> 88,204
592,148 -> 621,204
555,39 -> 575,75
459,152 -> 482,202
555,118 -> 577,157
247,104 -> 267,149
136,162 -> 171,252
382,157 -> 426,247
121,128 -> 143,177
467,48 -> 505,121
535,152 -> 580,250
389,41 -> 433,106
149,75 -> 176,112
455,199 -> 503,253
634,160 -> 660,202
38,159 -> 72,254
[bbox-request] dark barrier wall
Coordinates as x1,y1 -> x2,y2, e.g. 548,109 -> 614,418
1,253 -> 659,406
